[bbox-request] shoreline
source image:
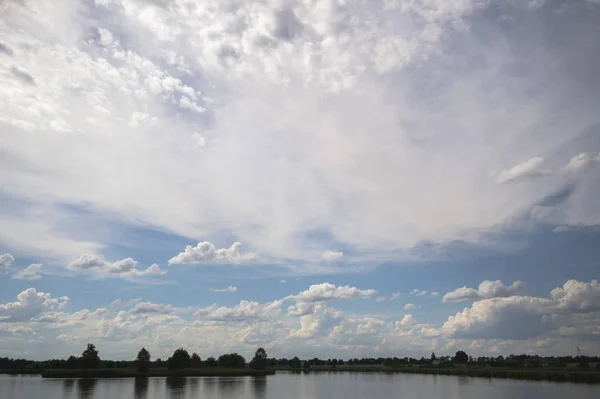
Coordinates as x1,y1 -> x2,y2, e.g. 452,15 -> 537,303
3,367 -> 598,384
38,368 -> 274,378
280,367 -> 600,384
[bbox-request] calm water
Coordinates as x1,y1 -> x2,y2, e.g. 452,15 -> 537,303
1,372 -> 599,399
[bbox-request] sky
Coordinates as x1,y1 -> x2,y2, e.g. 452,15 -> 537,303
0,0 -> 599,362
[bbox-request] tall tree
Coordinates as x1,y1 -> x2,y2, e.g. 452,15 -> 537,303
66,355 -> 79,369
454,351 -> 468,364
167,348 -> 191,370
136,347 -> 151,373
291,356 -> 301,370
81,344 -> 100,370
218,353 -> 246,368
249,348 -> 268,370
205,356 -> 217,367
191,353 -> 202,368
431,352 -> 437,362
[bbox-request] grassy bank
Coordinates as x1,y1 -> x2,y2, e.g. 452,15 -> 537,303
41,368 -> 275,378
284,366 -> 600,384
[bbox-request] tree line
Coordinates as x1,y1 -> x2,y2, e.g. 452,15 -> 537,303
1,346 -> 598,372
0,344 -> 269,373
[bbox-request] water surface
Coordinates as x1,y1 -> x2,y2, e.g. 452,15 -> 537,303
1,372 -> 599,399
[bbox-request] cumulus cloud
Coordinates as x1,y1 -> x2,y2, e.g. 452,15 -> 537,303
12,264 -> 43,280
562,153 -> 596,174
440,279 -> 600,340
130,302 -> 174,315
0,288 -> 69,322
194,300 -> 282,322
410,289 -> 428,296
210,286 -> 238,293
286,283 -> 376,303
288,304 -> 344,340
376,292 -> 400,302
68,254 -> 165,279
551,279 -> 600,312
441,296 -> 553,340
443,280 -> 526,302
0,253 -> 15,271
322,251 -> 343,261
496,157 -> 545,184
403,303 -> 416,310
168,242 -> 255,264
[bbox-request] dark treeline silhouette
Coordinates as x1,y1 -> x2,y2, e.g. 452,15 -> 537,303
1,345 -> 599,372
268,352 -> 600,370
0,345 -> 270,373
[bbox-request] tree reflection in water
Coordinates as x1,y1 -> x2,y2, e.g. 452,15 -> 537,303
77,378 -> 97,399
134,377 -> 149,399
217,377 -> 244,397
188,377 -> 199,397
251,376 -> 267,399
165,376 -> 187,399
62,379 -> 75,396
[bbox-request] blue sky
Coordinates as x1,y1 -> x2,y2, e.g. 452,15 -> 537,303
1,0 -> 600,361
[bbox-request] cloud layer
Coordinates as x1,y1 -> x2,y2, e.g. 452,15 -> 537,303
1,279 -> 598,360
1,0 -> 599,268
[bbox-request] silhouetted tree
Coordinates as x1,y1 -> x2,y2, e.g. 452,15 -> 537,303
136,347 -> 151,373
81,344 -> 100,370
249,348 -> 268,370
205,356 -> 217,367
218,353 -> 246,368
67,355 -> 79,369
431,352 -> 437,362
291,356 -> 301,370
191,353 -> 202,368
454,351 -> 468,364
167,348 -> 191,370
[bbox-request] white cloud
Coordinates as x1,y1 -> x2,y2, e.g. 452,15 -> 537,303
496,157 -> 544,184
1,279 -> 600,360
194,300 -> 282,322
129,111 -> 158,127
191,133 -> 206,149
431,292 -> 440,297
68,254 -> 165,279
179,96 -> 206,113
403,303 -> 416,310
322,251 -> 343,261
210,286 -> 238,293
130,302 -> 174,315
562,153 -> 595,174
12,264 -> 43,280
288,304 -> 343,339
376,292 -> 400,302
0,253 -> 15,271
286,283 -> 376,303
410,289 -> 428,296
168,242 -> 255,264
97,28 -> 114,47
551,279 -> 600,312
0,288 -> 69,322
441,296 -> 553,339
443,280 -> 526,302
0,0 -> 599,275
441,280 -> 600,340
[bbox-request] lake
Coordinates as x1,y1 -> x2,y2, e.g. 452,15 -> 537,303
1,372 -> 599,399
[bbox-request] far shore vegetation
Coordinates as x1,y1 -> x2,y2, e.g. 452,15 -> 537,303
1,345 -> 599,383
